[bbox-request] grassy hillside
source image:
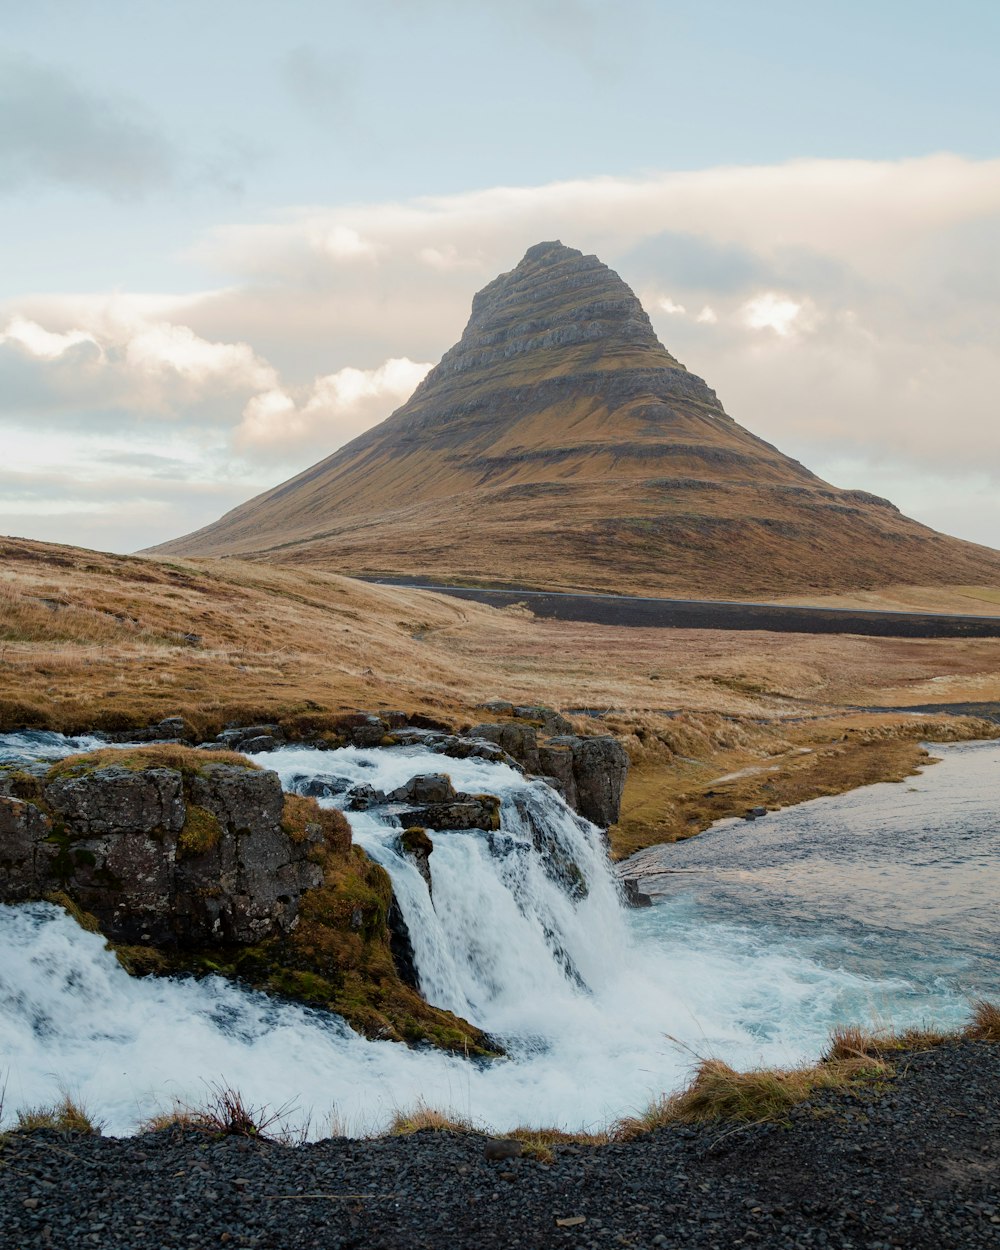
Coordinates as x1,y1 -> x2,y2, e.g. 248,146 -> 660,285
3,536 -> 1000,856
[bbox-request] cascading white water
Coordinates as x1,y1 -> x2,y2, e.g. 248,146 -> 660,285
0,734 -> 977,1137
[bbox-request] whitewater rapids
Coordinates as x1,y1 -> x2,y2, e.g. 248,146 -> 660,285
0,734 -> 975,1137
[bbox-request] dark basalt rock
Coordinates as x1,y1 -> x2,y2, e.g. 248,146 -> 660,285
387,773 -> 454,805
215,724 -> 286,753
0,761 -> 322,946
536,741 -> 578,809
346,783 -> 388,811
398,826 -> 434,893
402,799 -> 501,832
468,722 -> 541,773
547,735 -> 630,829
0,795 -> 56,899
391,728 -> 513,767
464,717 -> 628,829
291,773 -> 353,799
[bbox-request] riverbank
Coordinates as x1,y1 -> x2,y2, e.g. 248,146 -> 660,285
1,1036 -> 996,1249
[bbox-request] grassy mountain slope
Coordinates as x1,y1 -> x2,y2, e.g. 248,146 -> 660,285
151,241 -> 1000,597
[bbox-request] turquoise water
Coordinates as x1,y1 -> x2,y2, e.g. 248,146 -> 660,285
623,739 -> 1000,1007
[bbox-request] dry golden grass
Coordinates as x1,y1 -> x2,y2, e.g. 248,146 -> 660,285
139,1084 -> 293,1140
3,536 -> 1000,855
47,743 -> 257,778
387,1102 -> 477,1136
616,1053 -> 891,1138
773,582 -> 1000,617
14,1095 -> 99,1135
968,999 -> 1000,1041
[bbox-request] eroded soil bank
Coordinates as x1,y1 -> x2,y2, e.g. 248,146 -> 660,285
1,1040 -> 997,1249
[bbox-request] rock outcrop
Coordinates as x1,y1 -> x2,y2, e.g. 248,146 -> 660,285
468,715 -> 629,828
151,240 -> 1000,599
0,754 -> 322,946
386,773 -> 501,832
0,744 -> 497,1057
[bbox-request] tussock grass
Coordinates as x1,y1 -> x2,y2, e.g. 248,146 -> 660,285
140,1084 -> 293,1141
387,1101 -> 478,1136
617,1054 -> 891,1138
824,1023 -> 951,1061
14,1095 -> 100,1135
968,998 -> 1000,1041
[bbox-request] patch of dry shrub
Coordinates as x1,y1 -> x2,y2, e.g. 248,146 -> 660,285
14,1095 -> 100,1135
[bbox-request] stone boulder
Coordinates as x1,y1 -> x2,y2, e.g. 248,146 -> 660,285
544,735 -> 629,828
214,724 -> 286,754
468,722 -> 541,773
387,773 -> 502,832
0,756 -> 325,947
387,773 -> 454,805
397,826 -> 434,893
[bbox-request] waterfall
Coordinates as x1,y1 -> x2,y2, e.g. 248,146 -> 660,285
0,733 -> 970,1138
278,746 -> 628,1031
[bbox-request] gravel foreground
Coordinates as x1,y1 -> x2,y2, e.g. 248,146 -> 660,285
1,1042 -> 997,1250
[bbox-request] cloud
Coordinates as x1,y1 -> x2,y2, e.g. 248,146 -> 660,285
741,292 -> 816,337
0,59 -> 175,197
0,316 -> 101,361
5,155 -> 1000,550
0,306 -> 277,425
237,357 -> 433,453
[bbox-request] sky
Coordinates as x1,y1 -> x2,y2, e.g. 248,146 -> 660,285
1,0 -> 999,555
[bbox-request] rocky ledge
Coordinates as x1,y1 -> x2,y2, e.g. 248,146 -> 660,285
0,748 -> 322,947
0,744 -> 493,1056
109,702 -> 631,829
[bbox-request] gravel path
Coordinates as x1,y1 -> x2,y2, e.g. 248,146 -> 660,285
1,1041 -> 997,1249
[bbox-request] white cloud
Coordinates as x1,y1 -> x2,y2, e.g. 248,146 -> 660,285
124,322 -> 277,389
306,224 -> 379,262
0,316 -> 100,360
658,296 -> 686,315
742,292 -> 810,337
696,306 -> 717,324
236,356 -> 432,452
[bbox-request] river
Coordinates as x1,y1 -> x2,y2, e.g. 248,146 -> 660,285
0,732 -> 994,1137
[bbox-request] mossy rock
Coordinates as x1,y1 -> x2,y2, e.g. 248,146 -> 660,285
178,805 -> 222,856
401,827 -> 433,857
46,744 -> 259,782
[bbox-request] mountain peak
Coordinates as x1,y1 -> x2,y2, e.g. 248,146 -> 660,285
152,244 -> 1000,599
521,239 -> 580,264
435,239 -> 669,392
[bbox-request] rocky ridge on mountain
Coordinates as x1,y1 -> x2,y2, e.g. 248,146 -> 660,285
152,240 -> 1000,597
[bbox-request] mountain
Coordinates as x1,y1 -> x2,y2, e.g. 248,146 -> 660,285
152,241 -> 1000,598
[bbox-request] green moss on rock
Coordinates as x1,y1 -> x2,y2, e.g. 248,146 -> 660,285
178,804 -> 222,856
